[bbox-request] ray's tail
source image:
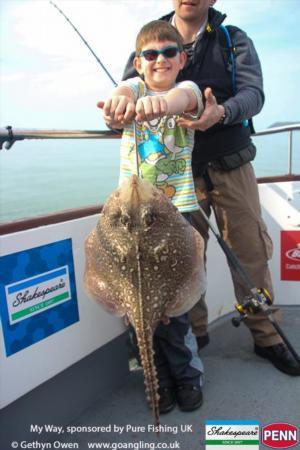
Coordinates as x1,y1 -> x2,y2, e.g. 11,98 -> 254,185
135,328 -> 160,428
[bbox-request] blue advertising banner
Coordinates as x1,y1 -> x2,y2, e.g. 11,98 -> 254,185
0,238 -> 79,356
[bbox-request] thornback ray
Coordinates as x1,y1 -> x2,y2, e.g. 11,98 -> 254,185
84,175 -> 206,425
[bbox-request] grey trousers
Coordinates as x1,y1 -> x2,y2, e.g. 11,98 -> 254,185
189,162 -> 283,347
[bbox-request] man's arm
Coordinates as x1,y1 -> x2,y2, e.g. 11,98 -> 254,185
222,28 -> 264,125
177,28 -> 264,131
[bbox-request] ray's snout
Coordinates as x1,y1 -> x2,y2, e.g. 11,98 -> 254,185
130,173 -> 139,188
119,175 -> 155,207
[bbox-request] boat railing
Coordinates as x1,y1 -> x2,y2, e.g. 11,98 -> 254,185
253,123 -> 299,176
1,122 -> 299,176
0,122 -> 299,234
0,126 -> 121,150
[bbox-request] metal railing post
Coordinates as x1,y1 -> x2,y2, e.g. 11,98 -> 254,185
288,130 -> 293,175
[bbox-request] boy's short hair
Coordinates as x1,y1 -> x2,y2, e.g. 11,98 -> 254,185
135,20 -> 184,55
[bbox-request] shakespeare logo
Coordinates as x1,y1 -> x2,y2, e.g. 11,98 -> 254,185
0,239 -> 79,356
5,266 -> 71,324
205,420 -> 259,448
262,423 -> 299,448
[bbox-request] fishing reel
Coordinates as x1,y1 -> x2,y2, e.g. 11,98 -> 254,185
231,288 -> 273,327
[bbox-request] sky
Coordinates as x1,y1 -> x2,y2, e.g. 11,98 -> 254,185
0,0 -> 300,131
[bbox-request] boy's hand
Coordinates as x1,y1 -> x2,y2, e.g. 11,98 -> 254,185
97,101 -> 124,129
135,95 -> 168,122
103,95 -> 136,124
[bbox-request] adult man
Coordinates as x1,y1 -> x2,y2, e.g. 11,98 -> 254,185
120,0 -> 300,376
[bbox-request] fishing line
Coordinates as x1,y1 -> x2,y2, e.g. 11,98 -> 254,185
133,121 -> 140,177
49,0 -> 117,87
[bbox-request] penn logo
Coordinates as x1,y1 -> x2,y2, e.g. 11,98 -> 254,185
262,423 -> 299,448
285,244 -> 300,261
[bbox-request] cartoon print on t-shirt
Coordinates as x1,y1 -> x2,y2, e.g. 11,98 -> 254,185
136,117 -> 187,199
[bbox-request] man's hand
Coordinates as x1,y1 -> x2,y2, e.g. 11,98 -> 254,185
177,87 -> 225,131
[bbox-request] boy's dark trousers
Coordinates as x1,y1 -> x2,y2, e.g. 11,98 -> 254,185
154,313 -> 203,388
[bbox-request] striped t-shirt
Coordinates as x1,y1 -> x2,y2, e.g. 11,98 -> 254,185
119,77 -> 203,213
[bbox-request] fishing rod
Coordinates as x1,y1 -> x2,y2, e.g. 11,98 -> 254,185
49,0 -> 117,87
50,1 -> 139,168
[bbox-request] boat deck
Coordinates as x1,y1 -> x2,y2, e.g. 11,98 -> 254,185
57,306 -> 300,449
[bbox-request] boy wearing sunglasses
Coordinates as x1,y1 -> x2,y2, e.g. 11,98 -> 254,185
103,19 -> 203,211
102,20 -> 205,414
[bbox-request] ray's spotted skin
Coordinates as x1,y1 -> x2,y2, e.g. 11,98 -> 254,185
84,175 -> 206,425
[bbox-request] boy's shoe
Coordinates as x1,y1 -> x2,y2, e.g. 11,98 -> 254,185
254,343 -> 300,376
176,385 -> 203,412
158,387 -> 176,414
196,334 -> 210,350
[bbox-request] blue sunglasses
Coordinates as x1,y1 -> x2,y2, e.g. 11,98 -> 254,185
139,46 -> 180,61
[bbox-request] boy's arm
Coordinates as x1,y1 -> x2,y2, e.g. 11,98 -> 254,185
135,83 -> 203,122
103,85 -> 136,124
165,86 -> 199,115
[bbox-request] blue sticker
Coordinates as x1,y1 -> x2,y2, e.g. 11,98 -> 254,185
0,239 -> 79,356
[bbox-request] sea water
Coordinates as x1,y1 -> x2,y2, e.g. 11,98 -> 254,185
0,132 -> 299,223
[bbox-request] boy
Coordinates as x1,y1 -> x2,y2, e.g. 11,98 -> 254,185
102,20 -> 204,413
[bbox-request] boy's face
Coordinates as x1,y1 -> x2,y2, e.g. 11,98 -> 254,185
134,40 -> 186,91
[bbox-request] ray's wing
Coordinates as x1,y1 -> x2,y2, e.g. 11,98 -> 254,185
164,228 -> 206,317
84,229 -> 126,317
